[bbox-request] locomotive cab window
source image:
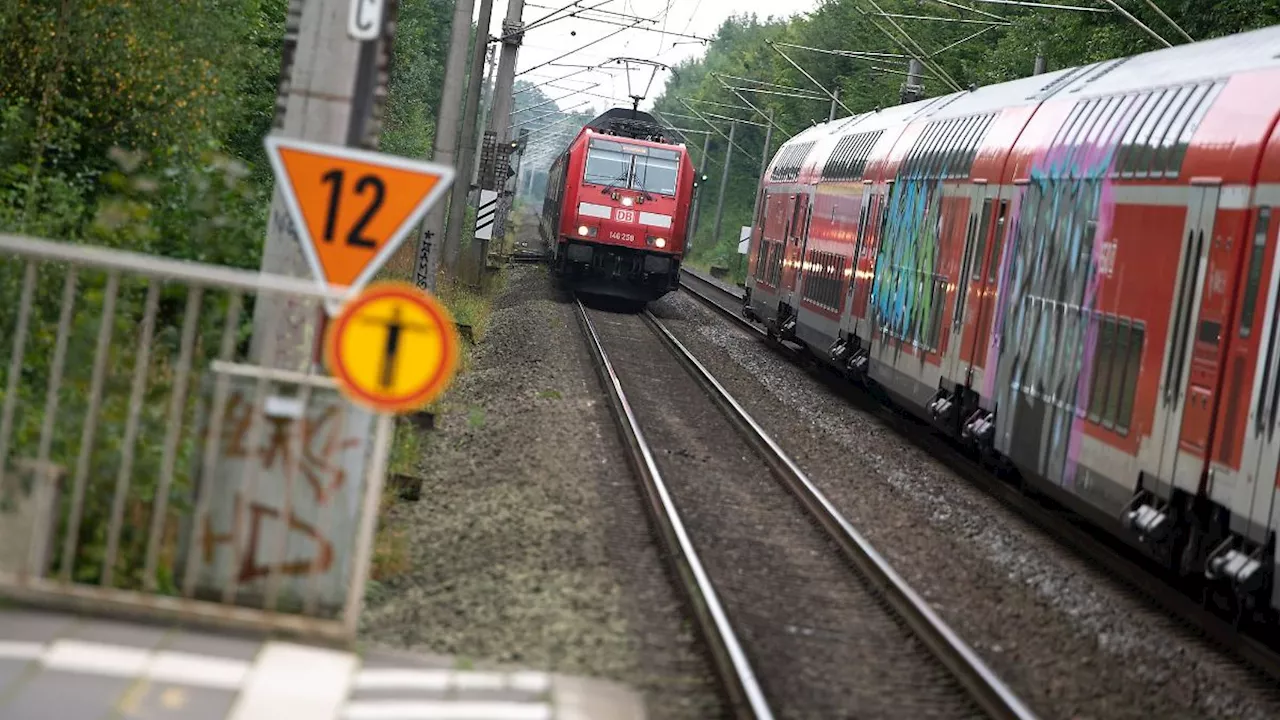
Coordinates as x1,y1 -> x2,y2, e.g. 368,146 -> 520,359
584,141 -> 632,187
584,139 -> 680,195
633,153 -> 679,196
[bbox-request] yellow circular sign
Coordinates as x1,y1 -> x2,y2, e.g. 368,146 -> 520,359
324,281 -> 461,413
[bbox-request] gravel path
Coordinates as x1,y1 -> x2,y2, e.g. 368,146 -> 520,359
359,264 -> 722,719
649,288 -> 1280,720
586,305 -> 977,719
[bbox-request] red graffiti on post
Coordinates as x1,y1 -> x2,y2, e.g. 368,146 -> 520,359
203,389 -> 362,583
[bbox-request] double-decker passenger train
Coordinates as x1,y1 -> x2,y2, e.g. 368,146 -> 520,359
742,24 -> 1280,624
540,108 -> 696,302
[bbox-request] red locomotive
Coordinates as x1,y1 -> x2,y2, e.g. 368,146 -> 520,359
743,24 -> 1280,624
540,108 -> 696,302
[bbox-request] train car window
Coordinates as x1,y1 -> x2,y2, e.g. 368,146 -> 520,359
1154,83 -> 1208,177
1081,97 -> 1123,163
949,116 -> 981,178
1081,99 -> 1118,162
1061,99 -> 1100,154
988,200 -> 1008,282
1240,207 -> 1272,338
955,214 -> 979,326
1140,85 -> 1195,176
1166,81 -> 1223,178
1047,102 -> 1087,151
973,198 -> 994,282
1089,315 -> 1119,426
917,121 -> 942,177
1126,89 -> 1178,177
931,119 -> 960,177
964,115 -> 995,176
903,123 -> 934,177
1117,321 -> 1144,432
1113,91 -> 1159,177
940,117 -> 967,178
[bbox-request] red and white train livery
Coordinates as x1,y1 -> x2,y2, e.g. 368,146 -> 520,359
541,108 -> 695,302
743,25 -> 1280,621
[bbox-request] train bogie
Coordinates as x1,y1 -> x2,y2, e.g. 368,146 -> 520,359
742,24 -> 1280,623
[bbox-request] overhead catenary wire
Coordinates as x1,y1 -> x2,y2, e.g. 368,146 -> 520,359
957,0 -> 1107,11
876,12 -> 1010,25
1097,0 -> 1172,47
1139,0 -> 1194,42
926,0 -> 1007,22
516,19 -> 645,78
716,72 -> 833,97
728,85 -> 833,102
765,40 -> 855,115
712,73 -> 793,140
927,25 -> 999,57
568,11 -> 712,44
857,0 -> 965,92
675,100 -> 755,157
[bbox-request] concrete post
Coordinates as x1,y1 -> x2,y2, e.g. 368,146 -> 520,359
253,0 -> 391,370
688,132 -> 712,243
481,0 -> 526,269
472,44 -> 498,189
751,108 -> 773,231
828,88 -> 839,122
411,0 -> 476,290
443,0 -> 497,274
1034,54 -> 1047,75
711,120 -> 736,252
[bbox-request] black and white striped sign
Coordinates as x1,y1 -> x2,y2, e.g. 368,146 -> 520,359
474,190 -> 498,241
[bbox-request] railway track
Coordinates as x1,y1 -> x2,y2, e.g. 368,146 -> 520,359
676,267 -> 1280,687
574,296 -> 1036,720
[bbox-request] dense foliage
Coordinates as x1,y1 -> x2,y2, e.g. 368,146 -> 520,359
0,0 -> 455,591
651,0 -> 1280,275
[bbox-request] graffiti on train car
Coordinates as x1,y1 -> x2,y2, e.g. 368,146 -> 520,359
869,177 -> 947,351
987,110 -> 1133,489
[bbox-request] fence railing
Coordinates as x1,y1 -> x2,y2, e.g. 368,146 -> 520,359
0,233 -> 391,643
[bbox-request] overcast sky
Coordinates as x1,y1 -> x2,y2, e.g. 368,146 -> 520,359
480,0 -> 821,114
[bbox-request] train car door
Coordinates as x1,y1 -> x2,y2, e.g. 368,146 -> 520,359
943,181 -> 989,386
1156,181 -> 1221,496
853,180 -> 892,339
782,193 -> 813,308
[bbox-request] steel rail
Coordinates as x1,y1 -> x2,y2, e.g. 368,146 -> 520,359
641,304 -> 1037,720
574,300 -> 775,720
677,267 -> 1280,685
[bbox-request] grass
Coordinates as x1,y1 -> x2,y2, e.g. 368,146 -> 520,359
368,248 -> 507,583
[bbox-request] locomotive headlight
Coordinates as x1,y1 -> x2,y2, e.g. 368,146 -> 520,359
621,196 -> 634,207
655,237 -> 667,248
578,225 -> 590,236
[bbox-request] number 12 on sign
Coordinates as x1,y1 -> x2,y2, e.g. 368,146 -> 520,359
321,170 -> 383,248
264,136 -> 455,314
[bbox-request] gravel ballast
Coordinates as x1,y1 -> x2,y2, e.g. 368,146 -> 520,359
650,287 -> 1280,720
585,304 -> 977,718
359,264 -> 722,719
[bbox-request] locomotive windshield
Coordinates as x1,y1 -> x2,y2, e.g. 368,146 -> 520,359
583,144 -> 631,187
633,155 -> 678,195
584,138 -> 681,196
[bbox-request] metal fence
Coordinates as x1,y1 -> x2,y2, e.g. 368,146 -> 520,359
0,233 -> 392,643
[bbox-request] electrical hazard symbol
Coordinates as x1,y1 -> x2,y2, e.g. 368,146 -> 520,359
324,281 -> 461,414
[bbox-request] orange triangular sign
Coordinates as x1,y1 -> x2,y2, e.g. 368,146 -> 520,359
264,136 -> 455,311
